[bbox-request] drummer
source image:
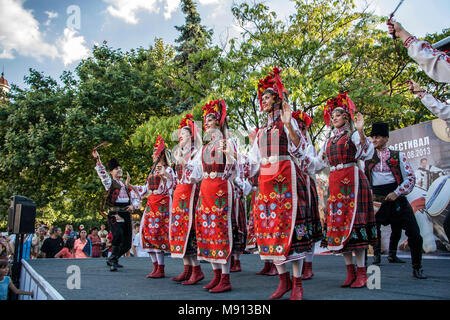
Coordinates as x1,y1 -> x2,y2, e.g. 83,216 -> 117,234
364,122 -> 427,279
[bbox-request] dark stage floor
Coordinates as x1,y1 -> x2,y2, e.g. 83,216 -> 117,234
24,253 -> 450,300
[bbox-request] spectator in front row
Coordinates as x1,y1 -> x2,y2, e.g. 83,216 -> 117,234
0,258 -> 33,300
55,235 -> 75,259
41,227 -> 64,258
98,224 -> 108,252
74,230 -> 91,258
32,227 -> 48,258
89,227 -> 102,258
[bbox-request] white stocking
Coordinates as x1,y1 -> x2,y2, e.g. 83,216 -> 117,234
355,248 -> 366,267
156,252 -> 164,265
275,263 -> 287,274
292,259 -> 304,278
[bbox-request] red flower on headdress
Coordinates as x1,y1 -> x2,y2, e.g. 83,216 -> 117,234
153,135 -> 165,158
323,92 -> 356,127
202,99 -> 227,128
257,67 -> 288,111
292,110 -> 312,128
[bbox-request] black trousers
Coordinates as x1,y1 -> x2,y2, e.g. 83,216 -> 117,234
374,196 -> 423,269
107,210 -> 132,262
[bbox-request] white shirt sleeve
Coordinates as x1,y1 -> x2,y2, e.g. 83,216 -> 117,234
184,147 -> 203,184
283,119 -> 308,158
419,93 -> 450,122
394,152 -> 416,197
351,131 -> 374,161
95,164 -> 112,191
406,37 -> 450,83
248,135 -> 261,178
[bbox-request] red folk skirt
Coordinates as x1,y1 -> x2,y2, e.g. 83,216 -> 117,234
321,166 -> 377,251
195,177 -> 233,264
170,183 -> 198,258
140,194 -> 171,252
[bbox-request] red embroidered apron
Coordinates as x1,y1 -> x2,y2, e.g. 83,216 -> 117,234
195,143 -> 233,264
170,183 -> 196,258
255,160 -> 297,261
326,166 -> 359,250
140,176 -> 171,252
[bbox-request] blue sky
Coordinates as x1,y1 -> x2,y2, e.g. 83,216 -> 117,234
1,0 -> 449,89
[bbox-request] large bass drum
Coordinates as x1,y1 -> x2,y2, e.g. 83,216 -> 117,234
425,175 -> 450,244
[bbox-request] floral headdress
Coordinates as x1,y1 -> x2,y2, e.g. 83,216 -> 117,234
292,110 -> 312,129
178,113 -> 198,139
323,92 -> 356,127
202,99 -> 227,129
257,67 -> 288,111
153,135 -> 166,158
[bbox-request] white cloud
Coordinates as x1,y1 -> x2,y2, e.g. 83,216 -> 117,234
0,0 -> 59,60
163,0 -> 180,20
0,0 -> 89,66
104,0 -> 160,24
104,0 -> 182,23
198,0 -> 221,4
57,28 -> 90,66
44,10 -> 58,26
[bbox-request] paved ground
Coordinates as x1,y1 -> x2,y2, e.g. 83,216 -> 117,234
25,253 -> 450,300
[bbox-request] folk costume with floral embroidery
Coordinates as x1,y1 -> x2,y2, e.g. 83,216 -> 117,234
170,115 -> 201,258
135,136 -> 175,253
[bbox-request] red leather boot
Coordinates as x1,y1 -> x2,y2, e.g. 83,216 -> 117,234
256,261 -> 271,275
269,272 -> 292,299
351,266 -> 368,288
290,276 -> 303,300
182,265 -> 205,285
146,262 -> 158,278
230,259 -> 241,272
266,262 -> 278,276
341,264 -> 356,287
209,273 -> 232,293
203,269 -> 222,290
149,264 -> 165,278
302,262 -> 314,280
172,265 -> 192,282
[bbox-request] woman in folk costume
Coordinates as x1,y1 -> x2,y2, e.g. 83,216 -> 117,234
248,67 -> 318,300
185,99 -> 238,293
309,93 -> 377,288
244,129 -> 278,276
169,114 -> 205,285
291,111 -> 323,280
129,136 -> 176,278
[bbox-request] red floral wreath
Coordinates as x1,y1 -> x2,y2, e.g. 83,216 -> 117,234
323,92 -> 356,127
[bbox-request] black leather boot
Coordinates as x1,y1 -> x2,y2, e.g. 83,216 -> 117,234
388,250 -> 405,263
413,267 -> 427,279
108,246 -> 121,271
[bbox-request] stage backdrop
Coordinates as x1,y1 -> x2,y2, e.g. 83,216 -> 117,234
386,118 -> 450,254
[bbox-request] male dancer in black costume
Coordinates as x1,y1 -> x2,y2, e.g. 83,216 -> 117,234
92,149 -> 136,271
365,122 -> 426,279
